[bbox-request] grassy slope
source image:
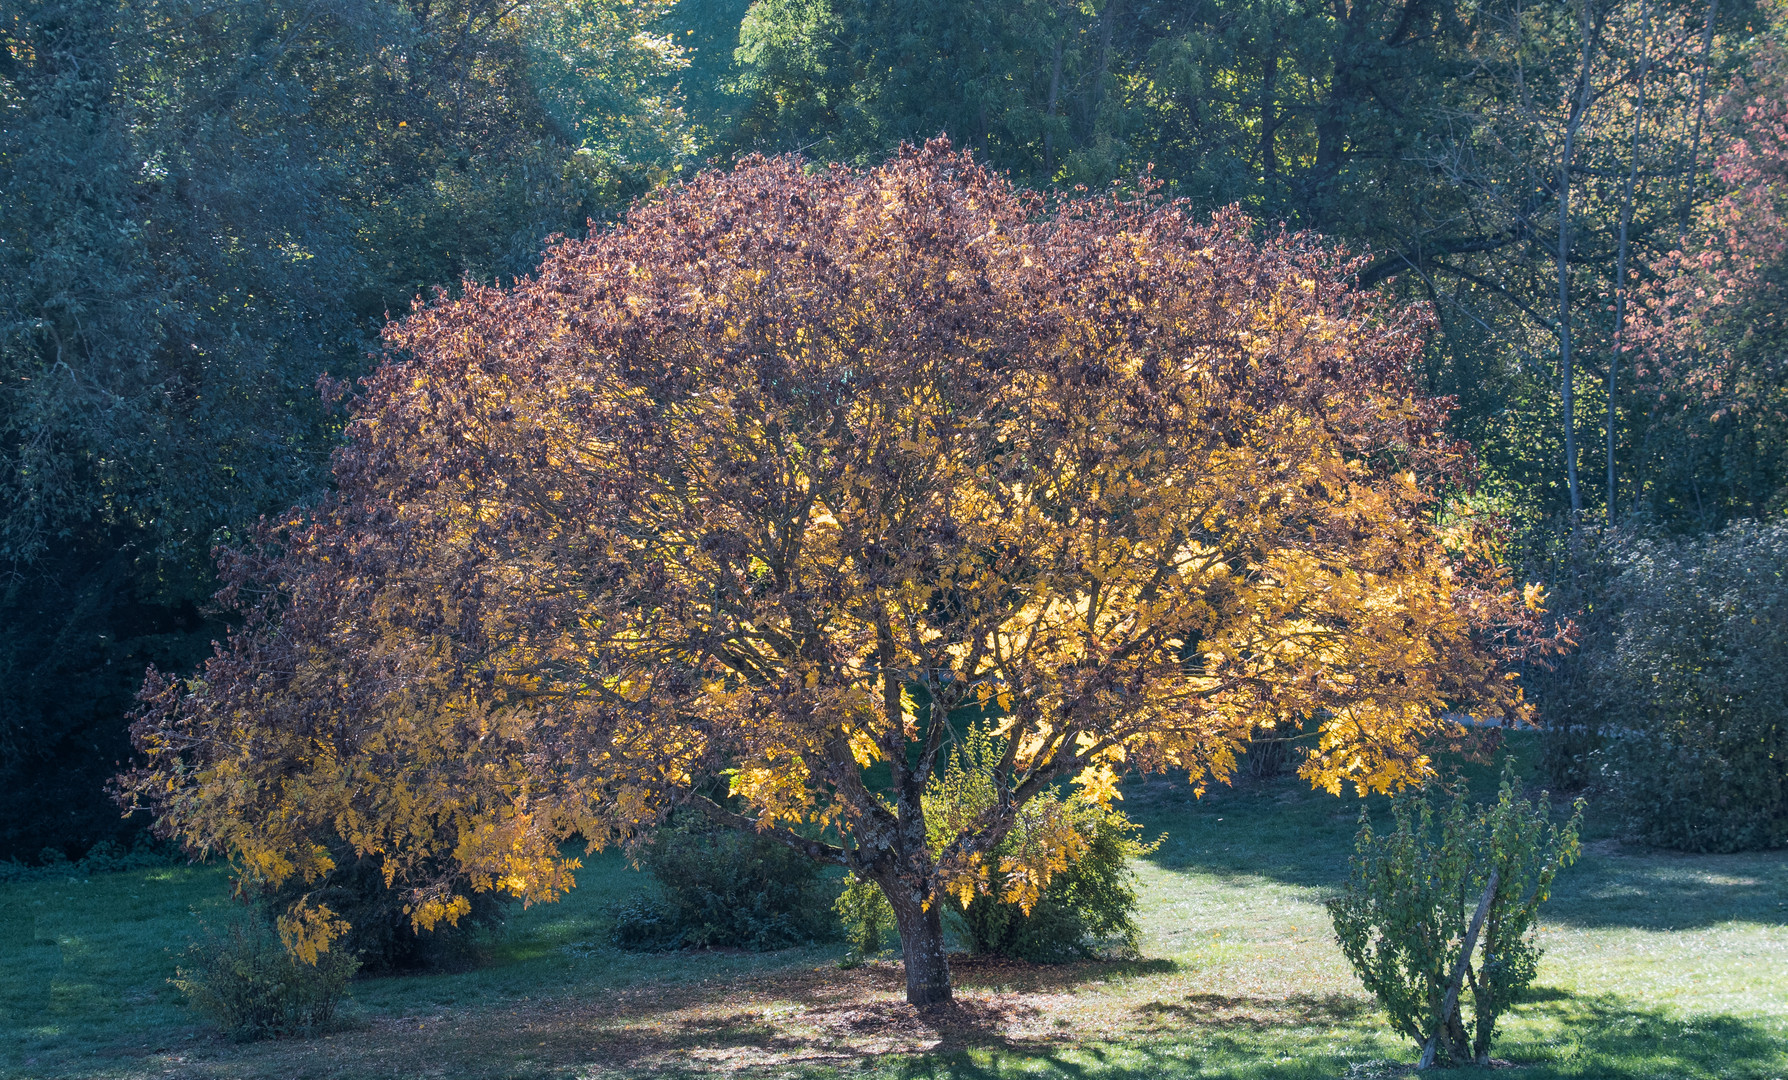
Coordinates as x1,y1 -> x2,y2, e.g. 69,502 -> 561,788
3,735 -> 1783,1079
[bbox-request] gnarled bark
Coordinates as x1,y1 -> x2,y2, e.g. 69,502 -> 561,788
883,874 -> 952,1006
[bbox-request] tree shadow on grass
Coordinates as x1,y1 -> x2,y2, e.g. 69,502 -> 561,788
855,990 -> 1786,1080
946,955 -> 1179,993
1494,991 -> 1788,1079
1125,762 -> 1788,933
72,958 -> 1787,1080
1537,840 -> 1788,931
1134,990 -> 1373,1030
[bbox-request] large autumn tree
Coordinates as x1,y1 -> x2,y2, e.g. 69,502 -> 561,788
124,142 -> 1546,1005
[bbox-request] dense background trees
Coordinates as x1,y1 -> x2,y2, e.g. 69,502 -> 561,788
699,0 -> 1783,529
0,0 -> 687,857
5,0 -> 1786,860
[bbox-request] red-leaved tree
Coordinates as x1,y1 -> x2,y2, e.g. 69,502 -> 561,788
1627,33 -> 1788,517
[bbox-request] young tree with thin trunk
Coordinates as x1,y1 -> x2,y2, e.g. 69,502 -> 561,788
121,142 -> 1553,1006
1556,0 -> 1607,517
1607,0 -> 1653,522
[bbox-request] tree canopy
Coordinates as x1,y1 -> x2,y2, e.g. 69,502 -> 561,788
124,143 -> 1551,1004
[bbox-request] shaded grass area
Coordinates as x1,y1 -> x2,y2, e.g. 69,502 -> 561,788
3,734 -> 1783,1079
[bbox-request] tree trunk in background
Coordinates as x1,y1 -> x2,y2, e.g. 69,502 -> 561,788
1557,0 -> 1598,517
1260,30 -> 1280,199
1609,0 -> 1651,522
1680,0 -> 1720,229
1044,38 -> 1063,177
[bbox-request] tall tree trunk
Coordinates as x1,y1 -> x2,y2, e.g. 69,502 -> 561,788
1609,0 -> 1651,522
1260,29 -> 1280,198
868,621 -> 954,1006
1082,0 -> 1119,145
883,875 -> 953,1006
1557,0 -> 1597,517
1314,0 -> 1369,225
1044,37 -> 1063,176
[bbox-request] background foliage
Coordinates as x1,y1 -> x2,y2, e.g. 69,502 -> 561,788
6,0 -> 1788,863
1568,520 -> 1788,851
0,0 -> 689,859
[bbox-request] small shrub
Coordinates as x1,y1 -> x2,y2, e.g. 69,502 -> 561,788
1589,520 -> 1788,851
1328,764 -> 1583,1067
174,915 -> 359,1040
925,726 -> 1157,963
834,871 -> 894,966
262,846 -> 507,973
610,811 -> 839,951
952,801 -> 1152,962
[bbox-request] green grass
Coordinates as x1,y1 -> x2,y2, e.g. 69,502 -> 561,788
3,734 -> 1784,1079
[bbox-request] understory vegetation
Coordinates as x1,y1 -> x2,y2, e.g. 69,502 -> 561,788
172,917 -> 359,1042
1536,519 -> 1788,851
2,738 -> 1782,1079
609,811 -> 841,952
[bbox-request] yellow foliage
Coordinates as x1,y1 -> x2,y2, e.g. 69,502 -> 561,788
120,146 -> 1552,974
276,899 -> 348,965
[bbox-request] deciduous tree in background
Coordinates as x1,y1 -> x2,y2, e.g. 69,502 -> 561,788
122,142 -> 1553,1005
1628,29 -> 1788,518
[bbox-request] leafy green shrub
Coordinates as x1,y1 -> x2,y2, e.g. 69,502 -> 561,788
261,847 -> 507,973
174,915 -> 359,1041
1585,520 -> 1788,851
951,801 -> 1152,962
1328,765 -> 1582,1067
610,811 -> 840,951
925,726 -> 1156,963
835,871 -> 894,966
1525,528 -> 1625,792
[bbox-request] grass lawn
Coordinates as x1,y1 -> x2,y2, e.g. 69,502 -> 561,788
3,734 -> 1783,1079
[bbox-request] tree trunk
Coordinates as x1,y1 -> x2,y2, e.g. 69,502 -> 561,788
1419,868 -> 1500,1070
1259,30 -> 1280,197
1556,0 -> 1598,518
1609,0 -> 1651,522
1044,38 -> 1064,177
884,879 -> 953,1006
1679,0 -> 1720,229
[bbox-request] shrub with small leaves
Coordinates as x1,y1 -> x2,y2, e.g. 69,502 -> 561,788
262,845 -> 507,973
925,726 -> 1158,963
1590,520 -> 1788,852
1327,764 -> 1583,1066
834,871 -> 894,966
0,839 -> 174,884
174,915 -> 359,1041
610,811 -> 840,951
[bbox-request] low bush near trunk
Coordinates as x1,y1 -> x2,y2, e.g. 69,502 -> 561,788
926,726 -> 1157,963
610,812 -> 840,951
